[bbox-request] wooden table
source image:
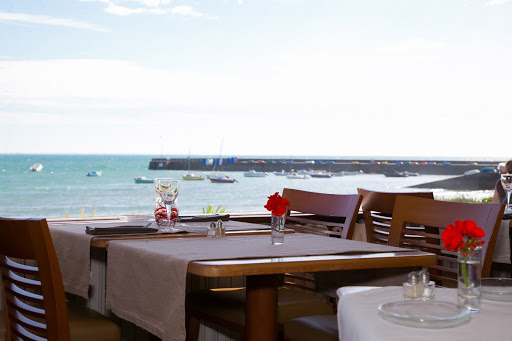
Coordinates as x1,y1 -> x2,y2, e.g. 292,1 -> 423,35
188,250 -> 437,341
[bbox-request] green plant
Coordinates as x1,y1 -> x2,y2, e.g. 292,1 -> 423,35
202,205 -> 227,214
441,195 -> 493,204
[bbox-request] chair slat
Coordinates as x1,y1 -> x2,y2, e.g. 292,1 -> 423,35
6,295 -> 46,320
4,281 -> 44,305
12,322 -> 46,341
286,216 -> 347,229
1,257 -> 39,275
9,309 -> 47,335
2,269 -> 42,289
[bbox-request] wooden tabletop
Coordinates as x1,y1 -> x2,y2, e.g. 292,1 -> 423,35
188,250 -> 437,277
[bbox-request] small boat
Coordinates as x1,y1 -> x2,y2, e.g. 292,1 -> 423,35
309,172 -> 333,178
273,170 -> 289,176
134,176 -> 154,184
403,171 -> 420,177
287,173 -> 309,179
29,163 -> 43,172
340,170 -> 364,176
209,174 -> 237,183
383,171 -> 407,177
86,171 -> 102,177
182,173 -> 205,181
243,170 -> 267,177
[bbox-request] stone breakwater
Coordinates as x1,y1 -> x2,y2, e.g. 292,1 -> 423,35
409,172 -> 500,191
149,157 -> 498,176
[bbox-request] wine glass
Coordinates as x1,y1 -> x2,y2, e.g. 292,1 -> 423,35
154,178 -> 180,231
501,174 -> 512,211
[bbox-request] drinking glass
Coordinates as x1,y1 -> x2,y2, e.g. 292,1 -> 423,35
501,174 -> 512,210
154,178 -> 180,231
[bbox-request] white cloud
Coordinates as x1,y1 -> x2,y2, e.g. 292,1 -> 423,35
105,4 -> 167,16
484,0 -> 511,6
171,6 -> 203,17
136,0 -> 172,7
82,0 -> 204,17
0,11 -> 109,32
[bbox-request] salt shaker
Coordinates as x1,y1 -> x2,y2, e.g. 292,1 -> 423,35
216,219 -> 225,237
207,222 -> 216,237
403,271 -> 424,300
419,268 -> 436,300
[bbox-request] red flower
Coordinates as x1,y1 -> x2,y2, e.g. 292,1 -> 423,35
441,224 -> 464,251
264,192 -> 290,217
441,220 -> 485,253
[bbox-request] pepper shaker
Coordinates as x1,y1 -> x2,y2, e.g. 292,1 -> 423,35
419,268 -> 436,300
207,221 -> 216,237
216,219 -> 225,237
403,271 -> 424,300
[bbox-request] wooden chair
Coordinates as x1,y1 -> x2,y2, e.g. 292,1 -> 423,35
186,190 -> 363,341
283,188 -> 363,239
357,188 -> 434,244
387,195 -> 505,286
0,218 -> 121,341
0,308 -> 5,340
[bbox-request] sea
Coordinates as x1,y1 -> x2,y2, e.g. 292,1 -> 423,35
0,154 -> 495,219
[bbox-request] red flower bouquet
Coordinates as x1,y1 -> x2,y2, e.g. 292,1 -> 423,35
442,220 -> 485,289
264,192 -> 290,216
441,220 -> 485,256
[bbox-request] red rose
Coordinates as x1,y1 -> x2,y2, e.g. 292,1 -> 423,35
264,192 -> 290,217
442,224 -> 464,251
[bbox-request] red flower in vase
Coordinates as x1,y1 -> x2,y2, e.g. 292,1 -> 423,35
264,192 -> 290,217
441,220 -> 485,256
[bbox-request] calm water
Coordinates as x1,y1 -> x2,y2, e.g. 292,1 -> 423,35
0,154 -> 493,219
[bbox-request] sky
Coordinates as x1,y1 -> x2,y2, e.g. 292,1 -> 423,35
1,0 -> 512,159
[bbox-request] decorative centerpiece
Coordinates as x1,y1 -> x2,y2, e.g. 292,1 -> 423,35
442,220 -> 485,312
264,192 -> 290,245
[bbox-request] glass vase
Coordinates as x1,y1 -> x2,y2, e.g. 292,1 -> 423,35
457,246 -> 482,312
271,214 -> 284,245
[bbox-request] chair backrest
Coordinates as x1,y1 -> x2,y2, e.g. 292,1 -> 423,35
282,188 -> 362,239
388,195 -> 505,286
0,218 -> 70,340
357,188 -> 434,244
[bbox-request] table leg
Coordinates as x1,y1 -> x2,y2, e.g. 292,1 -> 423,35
245,274 -> 279,341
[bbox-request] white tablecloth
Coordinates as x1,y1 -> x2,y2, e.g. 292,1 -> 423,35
337,286 -> 512,341
105,234 -> 407,341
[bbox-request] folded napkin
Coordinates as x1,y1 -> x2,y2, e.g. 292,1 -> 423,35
178,214 -> 230,222
85,223 -> 158,235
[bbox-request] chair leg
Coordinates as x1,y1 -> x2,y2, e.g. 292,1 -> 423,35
186,314 -> 201,341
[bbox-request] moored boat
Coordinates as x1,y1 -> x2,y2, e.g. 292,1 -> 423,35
309,172 -> 333,178
286,173 -> 309,179
209,174 -> 237,183
134,176 -> 154,183
243,170 -> 267,177
383,171 -> 407,177
29,163 -> 43,172
182,173 -> 205,181
87,171 -> 102,177
273,170 -> 289,176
